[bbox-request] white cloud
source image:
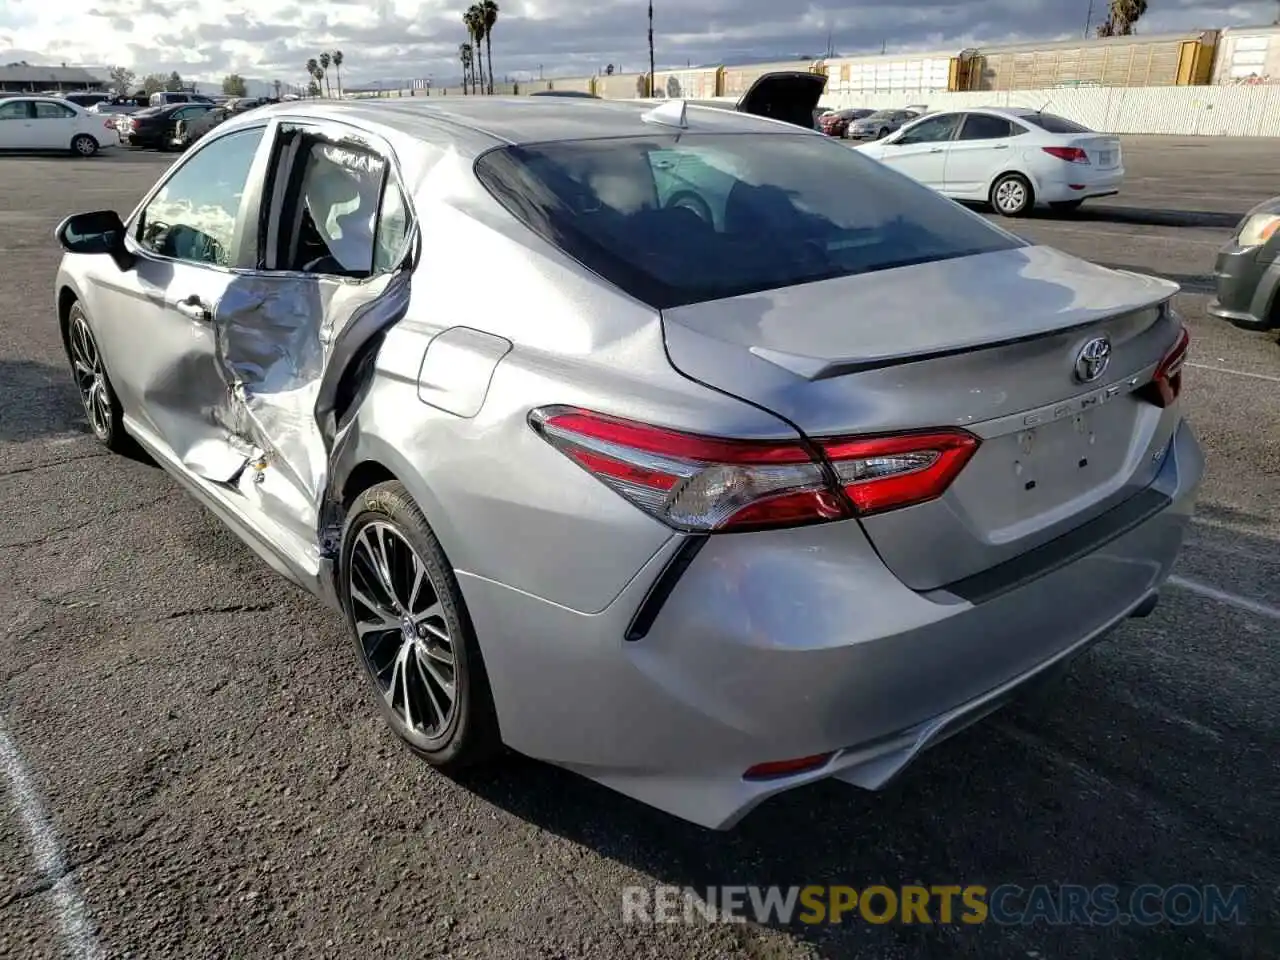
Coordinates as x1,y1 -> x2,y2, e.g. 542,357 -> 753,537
0,0 -> 1275,89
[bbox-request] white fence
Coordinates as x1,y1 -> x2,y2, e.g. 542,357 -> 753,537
819,84 -> 1280,137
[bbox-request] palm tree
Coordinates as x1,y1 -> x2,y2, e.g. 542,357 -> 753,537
305,58 -> 319,96
464,6 -> 486,94
331,50 -> 344,98
1097,0 -> 1147,35
481,0 -> 499,94
318,51 -> 331,96
459,42 -> 474,94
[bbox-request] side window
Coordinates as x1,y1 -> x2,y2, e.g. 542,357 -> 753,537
0,100 -> 29,120
283,140 -> 408,278
34,102 -> 75,119
136,126 -> 264,266
958,114 -> 1014,140
896,114 -> 961,145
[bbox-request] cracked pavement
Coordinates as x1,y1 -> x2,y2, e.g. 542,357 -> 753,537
0,139 -> 1278,959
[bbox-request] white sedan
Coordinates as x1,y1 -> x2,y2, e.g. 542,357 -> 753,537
853,107 -> 1122,216
0,96 -> 118,156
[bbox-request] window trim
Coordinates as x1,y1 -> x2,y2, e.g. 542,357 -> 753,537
124,118 -> 275,272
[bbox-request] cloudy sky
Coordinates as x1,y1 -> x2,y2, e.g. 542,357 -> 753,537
0,0 -> 1277,87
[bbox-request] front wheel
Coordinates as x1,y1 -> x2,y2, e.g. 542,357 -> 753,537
70,134 -> 98,157
340,481 -> 502,769
991,173 -> 1034,217
64,302 -> 129,451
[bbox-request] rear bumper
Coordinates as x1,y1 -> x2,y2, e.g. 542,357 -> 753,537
1037,167 -> 1124,203
1207,244 -> 1280,331
459,418 -> 1203,830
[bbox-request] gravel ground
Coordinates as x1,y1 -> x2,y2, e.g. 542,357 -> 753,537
0,136 -> 1277,960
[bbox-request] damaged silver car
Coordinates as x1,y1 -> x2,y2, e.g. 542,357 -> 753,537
54,91 -> 1202,830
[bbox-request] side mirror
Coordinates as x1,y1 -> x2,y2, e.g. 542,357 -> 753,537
54,210 -> 134,272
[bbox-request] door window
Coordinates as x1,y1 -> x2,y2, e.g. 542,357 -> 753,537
33,101 -> 76,119
0,100 -> 30,120
280,139 -> 411,277
957,114 -> 1018,140
136,126 -> 265,266
895,114 -> 962,145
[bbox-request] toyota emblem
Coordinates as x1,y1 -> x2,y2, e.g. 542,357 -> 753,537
1074,336 -> 1112,383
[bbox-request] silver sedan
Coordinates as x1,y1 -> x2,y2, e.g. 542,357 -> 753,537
52,88 -> 1203,830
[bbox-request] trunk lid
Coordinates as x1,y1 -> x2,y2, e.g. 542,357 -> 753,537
1072,135 -> 1122,169
735,71 -> 827,129
660,244 -> 1183,591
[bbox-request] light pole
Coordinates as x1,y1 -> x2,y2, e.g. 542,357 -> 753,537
648,1 -> 655,98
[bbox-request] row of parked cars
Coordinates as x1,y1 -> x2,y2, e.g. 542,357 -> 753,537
109,96 -> 282,151
817,106 -> 926,140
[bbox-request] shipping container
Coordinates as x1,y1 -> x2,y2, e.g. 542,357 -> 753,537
550,75 -> 596,95
960,31 -> 1219,91
824,50 -> 958,96
593,72 -> 650,99
651,66 -> 721,100
1211,25 -> 1280,84
720,60 -> 823,98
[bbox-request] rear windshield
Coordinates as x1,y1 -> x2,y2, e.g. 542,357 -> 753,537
1020,112 -> 1092,134
474,133 -> 1022,309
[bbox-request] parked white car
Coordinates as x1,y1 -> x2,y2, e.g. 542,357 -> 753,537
0,96 -> 118,156
854,107 -> 1122,216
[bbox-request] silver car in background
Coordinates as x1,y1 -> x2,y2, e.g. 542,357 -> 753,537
53,90 -> 1202,830
848,107 -> 924,140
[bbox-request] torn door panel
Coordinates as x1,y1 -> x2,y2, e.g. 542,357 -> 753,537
211,268 -> 410,548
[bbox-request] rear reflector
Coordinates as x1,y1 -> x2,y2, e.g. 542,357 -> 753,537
1139,322 -> 1190,408
744,753 -> 834,780
530,406 -> 980,533
1042,146 -> 1090,163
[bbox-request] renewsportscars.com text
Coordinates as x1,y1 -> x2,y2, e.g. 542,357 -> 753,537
621,884 -> 1248,927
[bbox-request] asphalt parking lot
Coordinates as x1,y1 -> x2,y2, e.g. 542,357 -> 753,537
0,136 -> 1277,960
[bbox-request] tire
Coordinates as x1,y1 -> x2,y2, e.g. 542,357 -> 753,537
991,173 -> 1034,217
63,301 -> 129,452
878,127 -> 889,139
1049,200 -> 1085,212
70,134 -> 98,157
340,480 -> 501,769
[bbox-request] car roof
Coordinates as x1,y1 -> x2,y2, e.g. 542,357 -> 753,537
216,95 -> 817,158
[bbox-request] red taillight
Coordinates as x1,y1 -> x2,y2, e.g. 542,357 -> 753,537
104,119 -> 114,128
820,430 -> 980,516
1042,146 -> 1090,163
529,406 -> 980,532
1140,324 -> 1190,408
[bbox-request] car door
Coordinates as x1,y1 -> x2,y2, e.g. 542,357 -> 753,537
873,112 -> 963,189
167,104 -> 204,141
0,98 -> 34,149
30,100 -> 80,149
88,122 -> 274,482
942,112 -> 1024,199
200,120 -> 416,547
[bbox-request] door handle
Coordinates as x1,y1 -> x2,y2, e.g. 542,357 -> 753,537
993,144 -> 1010,150
929,147 -> 944,153
173,295 -> 210,321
